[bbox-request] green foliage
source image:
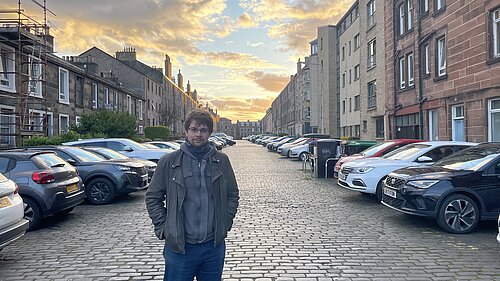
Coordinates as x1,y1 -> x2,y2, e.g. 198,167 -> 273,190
22,131 -> 107,146
144,126 -> 170,141
72,110 -> 137,138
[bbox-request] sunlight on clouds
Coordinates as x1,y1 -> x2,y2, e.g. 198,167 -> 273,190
203,96 -> 275,121
238,12 -> 257,28
245,71 -> 289,92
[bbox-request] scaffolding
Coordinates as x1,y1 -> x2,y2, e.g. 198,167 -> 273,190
0,0 -> 55,147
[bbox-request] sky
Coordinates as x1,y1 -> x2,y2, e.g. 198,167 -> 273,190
3,0 -> 354,122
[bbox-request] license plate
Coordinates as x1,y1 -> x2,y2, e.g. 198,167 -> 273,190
0,197 -> 11,208
383,187 -> 397,198
66,183 -> 79,194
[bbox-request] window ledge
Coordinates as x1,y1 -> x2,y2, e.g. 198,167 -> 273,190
433,74 -> 448,82
367,65 -> 377,72
59,100 -> 70,105
433,7 -> 446,17
486,56 -> 500,65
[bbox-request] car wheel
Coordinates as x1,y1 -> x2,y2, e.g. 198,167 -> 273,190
299,152 -> 308,161
437,194 -> 479,234
375,177 -> 386,202
287,150 -> 292,157
86,177 -> 116,205
23,197 -> 42,231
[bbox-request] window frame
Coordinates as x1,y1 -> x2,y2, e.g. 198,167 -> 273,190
428,109 -> 439,141
367,39 -> 377,69
451,104 -> 465,141
59,113 -> 70,135
367,0 -> 376,29
492,8 -> 500,59
92,82 -> 98,109
488,98 -> 500,142
0,45 -> 16,93
28,55 -> 42,98
436,36 -> 447,77
58,67 -> 69,104
367,80 -> 377,109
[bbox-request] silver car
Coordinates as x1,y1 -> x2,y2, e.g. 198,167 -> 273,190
0,172 -> 28,249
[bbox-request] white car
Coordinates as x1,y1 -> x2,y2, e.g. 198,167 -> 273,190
63,138 -> 172,163
497,215 -> 500,244
288,143 -> 310,160
0,173 -> 28,250
147,141 -> 180,150
337,141 -> 477,200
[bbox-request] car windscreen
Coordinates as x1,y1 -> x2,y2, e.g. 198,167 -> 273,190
31,153 -> 69,169
95,148 -> 129,160
384,143 -> 431,161
434,147 -> 500,171
120,139 -> 148,150
65,147 -> 106,162
360,141 -> 396,157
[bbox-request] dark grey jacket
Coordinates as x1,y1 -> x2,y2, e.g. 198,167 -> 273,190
145,147 -> 239,254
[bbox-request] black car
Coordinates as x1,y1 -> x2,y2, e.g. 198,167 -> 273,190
28,146 -> 148,205
382,143 -> 500,234
80,147 -> 157,183
0,150 -> 85,230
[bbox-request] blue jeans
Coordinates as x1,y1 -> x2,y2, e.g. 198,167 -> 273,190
163,240 -> 225,281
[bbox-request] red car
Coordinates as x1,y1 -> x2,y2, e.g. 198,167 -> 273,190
333,139 -> 424,178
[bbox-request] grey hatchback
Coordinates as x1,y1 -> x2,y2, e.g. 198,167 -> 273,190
0,150 -> 84,230
28,146 -> 148,205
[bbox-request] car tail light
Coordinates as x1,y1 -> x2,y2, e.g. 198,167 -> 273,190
14,183 -> 19,194
32,171 -> 56,184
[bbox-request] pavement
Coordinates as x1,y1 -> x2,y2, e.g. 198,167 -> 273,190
0,140 -> 499,280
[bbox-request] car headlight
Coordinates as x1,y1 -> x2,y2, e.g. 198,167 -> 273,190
114,165 -> 131,171
406,180 -> 439,189
351,167 -> 374,174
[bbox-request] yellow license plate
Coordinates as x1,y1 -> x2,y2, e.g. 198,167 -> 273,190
0,197 -> 12,208
66,183 -> 79,194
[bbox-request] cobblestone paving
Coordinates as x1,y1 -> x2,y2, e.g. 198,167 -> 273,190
1,141 -> 499,280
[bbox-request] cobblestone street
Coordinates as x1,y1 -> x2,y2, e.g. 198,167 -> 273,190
1,141 -> 499,280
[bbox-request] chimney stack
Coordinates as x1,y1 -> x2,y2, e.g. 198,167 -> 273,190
164,54 -> 172,79
116,46 -> 137,61
297,58 -> 302,73
177,70 -> 184,90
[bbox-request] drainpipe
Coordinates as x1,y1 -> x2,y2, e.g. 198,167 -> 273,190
392,1 -> 399,139
417,0 -> 425,140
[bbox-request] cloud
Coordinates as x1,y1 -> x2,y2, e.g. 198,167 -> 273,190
201,96 -> 274,121
245,71 -> 289,92
246,41 -> 265,47
240,0 -> 354,53
237,12 -> 257,28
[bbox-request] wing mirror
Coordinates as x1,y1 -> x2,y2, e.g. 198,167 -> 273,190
417,156 -> 433,162
66,159 -> 77,166
123,145 -> 133,152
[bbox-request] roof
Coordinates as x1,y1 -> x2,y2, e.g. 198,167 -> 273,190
0,149 -> 57,160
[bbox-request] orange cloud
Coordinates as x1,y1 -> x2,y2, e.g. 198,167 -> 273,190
245,71 -> 289,92
200,96 -> 274,121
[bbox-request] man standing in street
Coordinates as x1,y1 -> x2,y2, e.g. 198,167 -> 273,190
145,109 -> 239,281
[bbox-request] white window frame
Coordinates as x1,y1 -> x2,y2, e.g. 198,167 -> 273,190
436,0 -> 445,11
127,95 -> 132,115
367,0 -> 376,28
59,113 -> 70,135
138,100 -> 143,120
28,55 -> 42,97
354,34 -> 360,50
0,45 -> 16,93
493,9 -> 500,58
437,37 -> 447,76
407,0 -> 413,30
451,104 -> 465,141
114,91 -> 119,111
399,57 -> 405,89
424,44 -> 430,75
423,0 -> 429,13
104,88 -> 110,109
488,98 -> 500,142
58,67 -> 69,104
428,109 -> 438,141
92,83 -> 98,109
28,109 -> 45,132
367,39 -> 376,68
407,53 -> 414,86
399,4 -> 405,35
354,64 -> 360,80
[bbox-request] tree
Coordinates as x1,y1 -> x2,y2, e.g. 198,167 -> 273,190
73,110 -> 137,138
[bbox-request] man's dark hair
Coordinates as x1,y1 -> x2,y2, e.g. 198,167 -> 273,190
184,109 -> 214,133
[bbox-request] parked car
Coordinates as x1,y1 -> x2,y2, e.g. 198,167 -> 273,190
339,140 -> 379,156
0,150 -> 85,230
147,141 -> 181,150
381,143 -> 500,234
63,138 -> 172,163
81,147 -> 157,183
211,134 -> 235,146
27,146 -> 148,205
277,138 -> 308,156
338,141 -> 477,201
0,172 -> 28,249
208,137 -> 224,150
288,143 -> 311,161
334,139 -> 423,178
